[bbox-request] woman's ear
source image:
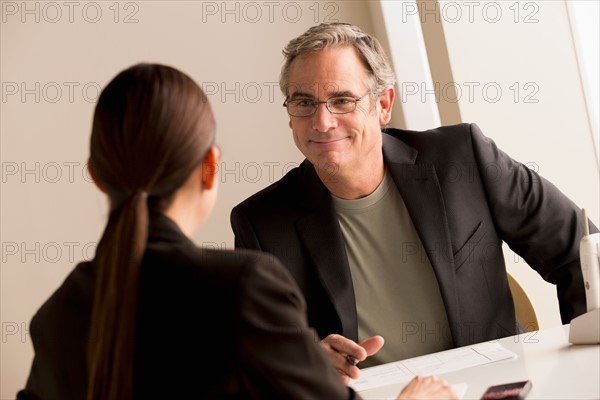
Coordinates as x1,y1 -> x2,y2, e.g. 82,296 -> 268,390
87,160 -> 106,193
201,146 -> 220,190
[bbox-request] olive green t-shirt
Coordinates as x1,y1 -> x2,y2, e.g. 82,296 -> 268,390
332,170 -> 453,367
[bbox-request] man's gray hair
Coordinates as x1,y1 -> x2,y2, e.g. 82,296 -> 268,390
279,22 -> 396,97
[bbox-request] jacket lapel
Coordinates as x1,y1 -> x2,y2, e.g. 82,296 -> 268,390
295,162 -> 359,341
382,133 -> 462,344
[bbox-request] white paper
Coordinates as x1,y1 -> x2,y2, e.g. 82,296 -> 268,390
348,341 -> 517,392
453,382 -> 469,399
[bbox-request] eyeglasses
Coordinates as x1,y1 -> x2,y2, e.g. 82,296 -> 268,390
283,92 -> 370,117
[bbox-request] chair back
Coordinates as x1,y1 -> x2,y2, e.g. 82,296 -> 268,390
507,272 -> 540,332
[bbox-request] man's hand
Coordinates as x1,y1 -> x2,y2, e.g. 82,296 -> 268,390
396,375 -> 458,400
320,334 -> 384,384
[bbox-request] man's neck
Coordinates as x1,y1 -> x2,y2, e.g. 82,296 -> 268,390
316,157 -> 385,200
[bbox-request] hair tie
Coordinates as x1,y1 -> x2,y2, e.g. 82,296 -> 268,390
110,189 -> 149,211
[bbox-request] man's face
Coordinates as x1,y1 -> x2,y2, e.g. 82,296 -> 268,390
285,46 -> 392,175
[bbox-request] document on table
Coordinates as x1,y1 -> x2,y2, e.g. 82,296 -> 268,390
348,341 -> 517,392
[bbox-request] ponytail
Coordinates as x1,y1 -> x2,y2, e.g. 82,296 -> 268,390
86,63 -> 215,398
87,191 -> 148,400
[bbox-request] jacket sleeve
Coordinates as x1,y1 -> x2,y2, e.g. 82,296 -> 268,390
16,313 -> 43,400
237,252 -> 359,400
230,205 -> 263,250
468,123 -> 597,322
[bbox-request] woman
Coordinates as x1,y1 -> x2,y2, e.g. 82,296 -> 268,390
17,63 -> 456,400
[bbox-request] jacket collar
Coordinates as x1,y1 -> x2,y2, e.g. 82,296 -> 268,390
147,212 -> 190,244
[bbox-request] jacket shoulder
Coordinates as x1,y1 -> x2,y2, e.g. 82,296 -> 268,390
384,122 -> 475,142
384,123 -> 486,160
232,160 -> 308,213
146,239 -> 280,280
32,261 -> 95,326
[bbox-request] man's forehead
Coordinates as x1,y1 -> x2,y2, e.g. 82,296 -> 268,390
285,83 -> 362,98
285,47 -> 370,96
287,82 -> 343,95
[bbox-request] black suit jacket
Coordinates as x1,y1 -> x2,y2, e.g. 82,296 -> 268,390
18,213 -> 355,400
231,123 -> 593,347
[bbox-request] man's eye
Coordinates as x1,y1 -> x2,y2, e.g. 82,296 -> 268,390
331,97 -> 351,106
296,100 -> 313,107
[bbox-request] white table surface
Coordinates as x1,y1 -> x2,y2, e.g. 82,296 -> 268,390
358,324 -> 600,399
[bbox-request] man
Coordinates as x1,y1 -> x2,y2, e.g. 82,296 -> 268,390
231,22 -> 595,382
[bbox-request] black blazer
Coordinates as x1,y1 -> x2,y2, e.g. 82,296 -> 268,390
18,213 -> 356,400
231,123 -> 593,347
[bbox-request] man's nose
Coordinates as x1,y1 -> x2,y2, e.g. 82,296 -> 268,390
312,103 -> 337,132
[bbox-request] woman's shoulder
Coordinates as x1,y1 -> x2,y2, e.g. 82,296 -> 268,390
37,261 -> 95,312
29,261 -> 95,342
143,240 -> 289,288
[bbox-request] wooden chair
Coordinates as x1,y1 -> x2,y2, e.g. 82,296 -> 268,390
507,272 -> 540,332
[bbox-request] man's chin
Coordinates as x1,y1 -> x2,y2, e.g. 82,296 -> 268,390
308,155 -> 343,178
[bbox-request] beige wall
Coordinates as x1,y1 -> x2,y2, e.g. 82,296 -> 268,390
1,0 -> 598,398
0,1 -> 375,396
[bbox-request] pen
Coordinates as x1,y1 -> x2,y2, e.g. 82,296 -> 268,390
346,355 -> 359,366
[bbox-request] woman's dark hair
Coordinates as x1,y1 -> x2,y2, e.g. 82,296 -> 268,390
86,63 -> 215,400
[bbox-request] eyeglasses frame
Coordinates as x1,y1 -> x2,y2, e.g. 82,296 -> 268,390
282,91 -> 372,117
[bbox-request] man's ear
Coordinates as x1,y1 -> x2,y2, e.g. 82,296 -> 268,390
87,160 -> 106,193
201,146 -> 220,190
377,86 -> 395,125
